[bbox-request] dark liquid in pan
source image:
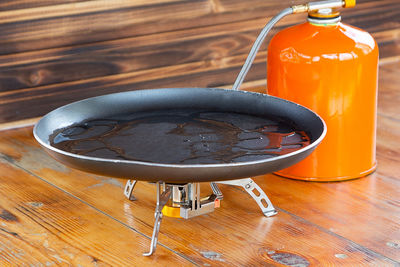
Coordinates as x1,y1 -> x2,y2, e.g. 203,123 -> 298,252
50,109 -> 311,164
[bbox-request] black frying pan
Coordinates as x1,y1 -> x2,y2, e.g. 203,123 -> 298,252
33,87 -> 326,183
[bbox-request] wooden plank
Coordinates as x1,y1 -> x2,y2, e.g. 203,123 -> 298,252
0,0 -> 396,55
0,117 -> 39,131
0,19 -> 275,92
341,0 -> 400,33
376,116 -> 400,181
0,15 -> 282,69
378,62 -> 400,120
375,63 -> 400,180
0,127 -> 396,266
0,0 -> 185,24
0,158 -> 195,266
0,0 -> 211,55
0,0 -> 90,12
0,0 -> 378,22
0,16 -> 398,92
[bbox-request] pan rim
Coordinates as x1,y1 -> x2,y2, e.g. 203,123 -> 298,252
33,87 -> 327,169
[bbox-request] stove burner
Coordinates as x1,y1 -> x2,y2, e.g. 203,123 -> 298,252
124,178 -> 277,256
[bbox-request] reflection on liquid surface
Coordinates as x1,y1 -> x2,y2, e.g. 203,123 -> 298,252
50,109 -> 311,164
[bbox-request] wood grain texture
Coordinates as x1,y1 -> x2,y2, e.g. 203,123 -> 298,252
0,159 -> 195,266
0,0 -> 90,11
0,0 -> 399,123
0,15 -> 398,92
1,0 -> 390,54
0,61 -> 399,266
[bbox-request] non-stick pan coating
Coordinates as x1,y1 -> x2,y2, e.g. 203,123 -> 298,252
34,88 -> 326,183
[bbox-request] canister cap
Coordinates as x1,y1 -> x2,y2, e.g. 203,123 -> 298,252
308,8 -> 340,18
308,8 -> 341,24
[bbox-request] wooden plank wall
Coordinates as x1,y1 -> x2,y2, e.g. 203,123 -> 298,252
0,0 -> 399,123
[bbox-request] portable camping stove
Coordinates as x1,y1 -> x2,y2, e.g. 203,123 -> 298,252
124,178 -> 277,256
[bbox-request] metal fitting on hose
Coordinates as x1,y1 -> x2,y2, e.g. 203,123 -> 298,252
343,0 -> 356,8
292,0 -> 355,14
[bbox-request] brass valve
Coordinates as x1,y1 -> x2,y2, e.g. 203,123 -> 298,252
344,0 -> 356,8
292,0 -> 356,14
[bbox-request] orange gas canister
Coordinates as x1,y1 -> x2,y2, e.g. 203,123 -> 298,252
267,7 -> 379,181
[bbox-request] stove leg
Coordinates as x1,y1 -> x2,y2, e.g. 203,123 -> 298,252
143,182 -> 172,256
143,211 -> 163,257
124,180 -> 137,201
210,182 -> 223,200
216,178 -> 277,217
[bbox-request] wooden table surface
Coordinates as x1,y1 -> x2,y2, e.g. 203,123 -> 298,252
0,61 -> 399,266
